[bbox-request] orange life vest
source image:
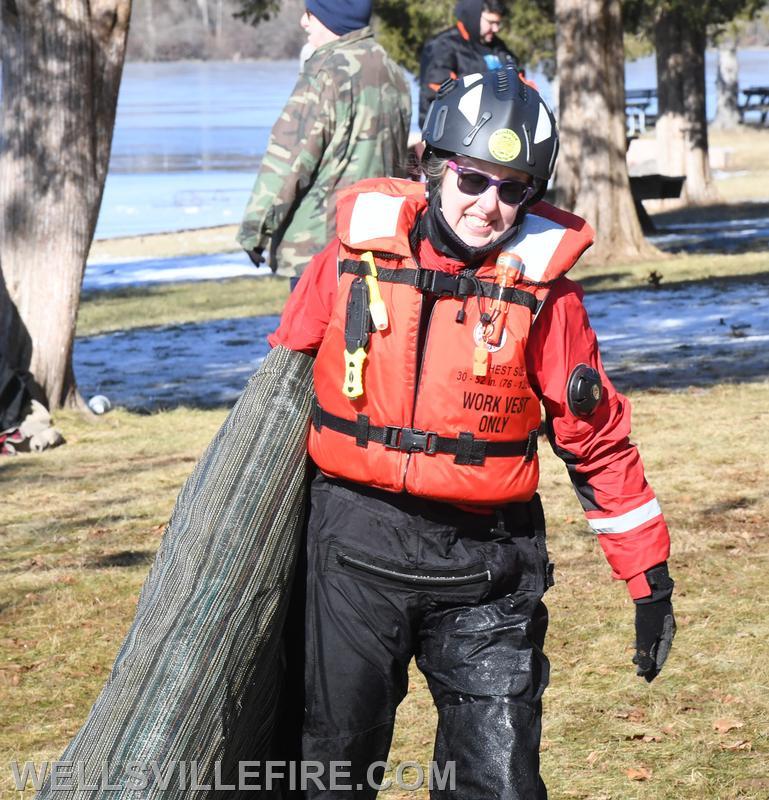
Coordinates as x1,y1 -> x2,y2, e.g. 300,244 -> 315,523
308,177 -> 593,506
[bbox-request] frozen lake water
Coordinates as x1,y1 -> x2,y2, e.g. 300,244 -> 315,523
94,50 -> 769,239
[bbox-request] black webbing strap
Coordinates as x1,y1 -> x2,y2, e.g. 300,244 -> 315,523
312,400 -> 538,466
339,259 -> 538,313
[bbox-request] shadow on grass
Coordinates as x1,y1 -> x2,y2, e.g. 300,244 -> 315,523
0,455 -> 197,487
578,267 -> 769,294
651,199 -> 769,227
88,550 -> 155,569
701,496 -> 758,515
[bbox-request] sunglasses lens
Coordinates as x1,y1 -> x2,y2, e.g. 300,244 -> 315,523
457,171 -> 490,195
451,162 -> 530,206
498,181 -> 529,205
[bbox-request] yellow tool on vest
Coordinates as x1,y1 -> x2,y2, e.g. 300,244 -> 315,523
342,277 -> 371,398
360,251 -> 389,331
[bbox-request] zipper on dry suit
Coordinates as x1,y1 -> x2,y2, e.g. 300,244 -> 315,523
337,552 -> 491,586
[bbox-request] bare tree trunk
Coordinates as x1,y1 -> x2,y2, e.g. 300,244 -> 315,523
682,25 -> 717,202
655,6 -> 717,205
196,0 -> 211,32
654,9 -> 686,180
555,0 -> 654,262
0,0 -> 131,409
713,34 -> 740,130
145,0 -> 157,61
216,0 -> 224,44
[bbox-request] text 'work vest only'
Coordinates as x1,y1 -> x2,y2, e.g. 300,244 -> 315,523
308,178 -> 593,506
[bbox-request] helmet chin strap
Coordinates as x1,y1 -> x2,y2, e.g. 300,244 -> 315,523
419,195 -> 524,269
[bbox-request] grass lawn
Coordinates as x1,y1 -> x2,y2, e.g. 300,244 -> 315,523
2,382 -> 769,798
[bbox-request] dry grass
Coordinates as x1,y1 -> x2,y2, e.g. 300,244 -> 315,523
2,382 -> 769,798
0,407 -> 224,781
77,275 -> 290,337
709,127 -> 769,175
571,249 -> 769,293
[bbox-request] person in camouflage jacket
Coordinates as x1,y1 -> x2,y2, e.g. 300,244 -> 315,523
237,1 -> 412,278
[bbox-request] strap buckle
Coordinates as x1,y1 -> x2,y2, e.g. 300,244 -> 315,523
383,425 -> 438,454
417,269 -> 470,298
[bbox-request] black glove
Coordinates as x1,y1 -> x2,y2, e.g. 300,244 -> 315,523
245,248 -> 264,268
633,563 -> 676,682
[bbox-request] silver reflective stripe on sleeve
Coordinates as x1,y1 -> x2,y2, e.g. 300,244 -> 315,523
587,498 -> 662,535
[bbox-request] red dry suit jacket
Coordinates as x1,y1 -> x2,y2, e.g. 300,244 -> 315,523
270,207 -> 670,601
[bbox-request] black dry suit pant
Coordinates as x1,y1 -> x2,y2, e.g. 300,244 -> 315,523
302,474 -> 552,800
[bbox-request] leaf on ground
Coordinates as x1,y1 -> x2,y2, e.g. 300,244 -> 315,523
626,767 -> 651,781
586,750 -> 601,766
714,718 -> 744,733
720,739 -> 752,751
625,732 -> 662,743
615,707 -> 646,722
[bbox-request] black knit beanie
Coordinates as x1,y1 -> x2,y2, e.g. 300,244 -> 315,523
306,0 -> 372,35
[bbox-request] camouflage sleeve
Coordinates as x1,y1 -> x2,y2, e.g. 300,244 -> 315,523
237,68 -> 337,253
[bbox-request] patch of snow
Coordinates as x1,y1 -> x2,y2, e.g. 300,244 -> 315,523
583,282 -> 769,390
648,216 -> 769,253
73,278 -> 769,411
84,251 -> 269,291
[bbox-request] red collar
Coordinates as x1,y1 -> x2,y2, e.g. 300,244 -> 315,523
415,236 -> 467,275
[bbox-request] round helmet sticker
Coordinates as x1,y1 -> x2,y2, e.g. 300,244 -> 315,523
488,128 -> 521,162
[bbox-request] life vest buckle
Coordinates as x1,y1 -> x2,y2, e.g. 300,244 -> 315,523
417,269 -> 473,299
383,425 -> 439,455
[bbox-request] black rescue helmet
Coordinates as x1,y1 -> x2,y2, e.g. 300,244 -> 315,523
422,65 -> 559,184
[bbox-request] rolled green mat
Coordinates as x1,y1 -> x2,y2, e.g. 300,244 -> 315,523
36,346 -> 314,799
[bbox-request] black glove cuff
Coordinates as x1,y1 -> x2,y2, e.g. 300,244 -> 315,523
634,562 -> 674,605
245,248 -> 264,268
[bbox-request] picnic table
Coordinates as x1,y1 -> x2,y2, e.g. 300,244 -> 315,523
739,86 -> 769,125
629,174 -> 686,234
626,88 -> 657,135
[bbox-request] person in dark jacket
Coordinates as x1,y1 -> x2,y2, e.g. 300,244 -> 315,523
418,0 -> 520,126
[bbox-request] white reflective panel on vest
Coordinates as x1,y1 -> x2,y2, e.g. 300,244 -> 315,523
506,214 -> 567,282
348,193 -> 407,245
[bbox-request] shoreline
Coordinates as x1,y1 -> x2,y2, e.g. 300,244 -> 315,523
120,45 -> 769,67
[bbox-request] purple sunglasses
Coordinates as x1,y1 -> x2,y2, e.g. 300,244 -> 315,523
447,160 -> 533,206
